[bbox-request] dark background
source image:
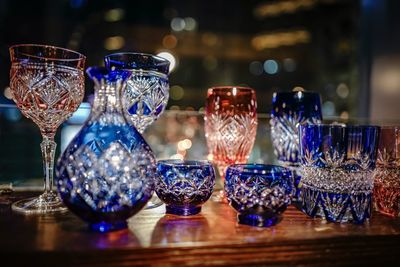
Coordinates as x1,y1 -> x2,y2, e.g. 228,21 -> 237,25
1,0 -> 400,183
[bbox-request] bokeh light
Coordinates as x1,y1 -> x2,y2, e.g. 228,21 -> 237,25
264,59 -> 279,74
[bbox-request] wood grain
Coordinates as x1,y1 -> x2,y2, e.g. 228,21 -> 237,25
1,191 -> 400,266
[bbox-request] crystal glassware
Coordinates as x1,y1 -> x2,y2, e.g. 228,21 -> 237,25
373,126 -> 400,217
156,160 -> 215,216
9,44 -> 85,214
205,86 -> 258,182
104,52 -> 170,134
56,67 -> 156,232
299,124 -> 380,223
270,89 -> 322,199
225,164 -> 292,227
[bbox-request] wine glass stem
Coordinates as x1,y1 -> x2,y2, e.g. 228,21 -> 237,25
40,136 -> 57,195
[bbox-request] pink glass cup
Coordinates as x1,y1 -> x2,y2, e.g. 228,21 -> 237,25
204,86 -> 258,185
374,126 -> 400,217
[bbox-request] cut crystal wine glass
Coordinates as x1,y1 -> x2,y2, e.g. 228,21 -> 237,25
104,52 -> 170,133
9,44 -> 85,214
204,86 -> 258,193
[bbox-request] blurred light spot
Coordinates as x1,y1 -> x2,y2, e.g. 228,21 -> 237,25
232,87 -> 237,96
170,154 -> 184,160
171,17 -> 185,31
162,34 -> 177,49
322,101 -> 336,116
202,33 -> 218,46
203,55 -> 218,71
68,102 -> 91,124
4,108 -> 21,122
170,105 -> 180,110
156,51 -> 177,72
283,58 -> 296,72
264,60 -> 279,74
293,86 -> 304,92
170,85 -> 184,100
104,36 -> 125,50
249,61 -> 263,76
207,154 -> 214,161
336,83 -> 349,98
198,107 -> 205,112
104,8 -> 125,22
3,87 -> 12,100
254,0 -> 316,18
178,139 -> 192,150
184,17 -> 197,31
163,8 -> 178,20
340,111 -> 349,120
184,127 -> 195,137
252,30 -> 310,50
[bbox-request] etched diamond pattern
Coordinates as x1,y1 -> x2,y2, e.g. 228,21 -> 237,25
124,73 -> 169,133
270,114 -> 321,163
10,62 -> 84,134
206,113 -> 257,175
59,141 -> 154,211
225,174 -> 291,212
155,167 -> 214,204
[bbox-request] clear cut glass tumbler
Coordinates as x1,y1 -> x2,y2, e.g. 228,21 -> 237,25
299,124 -> 380,223
9,44 -> 85,214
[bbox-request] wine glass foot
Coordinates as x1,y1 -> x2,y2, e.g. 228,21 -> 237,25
12,191 -> 67,214
144,194 -> 164,209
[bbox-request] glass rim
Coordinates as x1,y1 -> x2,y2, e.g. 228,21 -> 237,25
299,123 -> 380,130
9,44 -> 86,62
157,159 -> 213,167
105,52 -> 170,66
227,163 -> 291,174
208,86 -> 255,94
272,90 -> 320,96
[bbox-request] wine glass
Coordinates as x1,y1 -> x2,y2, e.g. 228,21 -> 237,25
204,86 -> 258,199
9,44 -> 85,214
104,52 -> 170,133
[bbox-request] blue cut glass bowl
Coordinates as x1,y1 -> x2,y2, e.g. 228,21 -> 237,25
156,160 -> 215,216
225,164 -> 292,227
298,124 -> 380,223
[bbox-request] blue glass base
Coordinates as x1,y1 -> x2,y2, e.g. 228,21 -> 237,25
166,206 -> 201,216
237,214 -> 282,227
300,184 -> 371,224
89,221 -> 127,232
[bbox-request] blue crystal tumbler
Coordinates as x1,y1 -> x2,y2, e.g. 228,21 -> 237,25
270,90 -> 322,199
56,67 -> 156,232
299,124 -> 380,223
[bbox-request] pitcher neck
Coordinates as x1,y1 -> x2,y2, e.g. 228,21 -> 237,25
92,78 -> 125,114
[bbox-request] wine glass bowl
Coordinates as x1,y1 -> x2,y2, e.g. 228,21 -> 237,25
9,44 -> 85,214
104,52 -> 170,134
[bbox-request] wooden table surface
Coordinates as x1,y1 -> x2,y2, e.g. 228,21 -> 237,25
1,191 -> 400,266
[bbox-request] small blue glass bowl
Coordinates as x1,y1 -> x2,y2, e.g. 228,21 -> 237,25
225,164 -> 292,227
156,160 -> 215,216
